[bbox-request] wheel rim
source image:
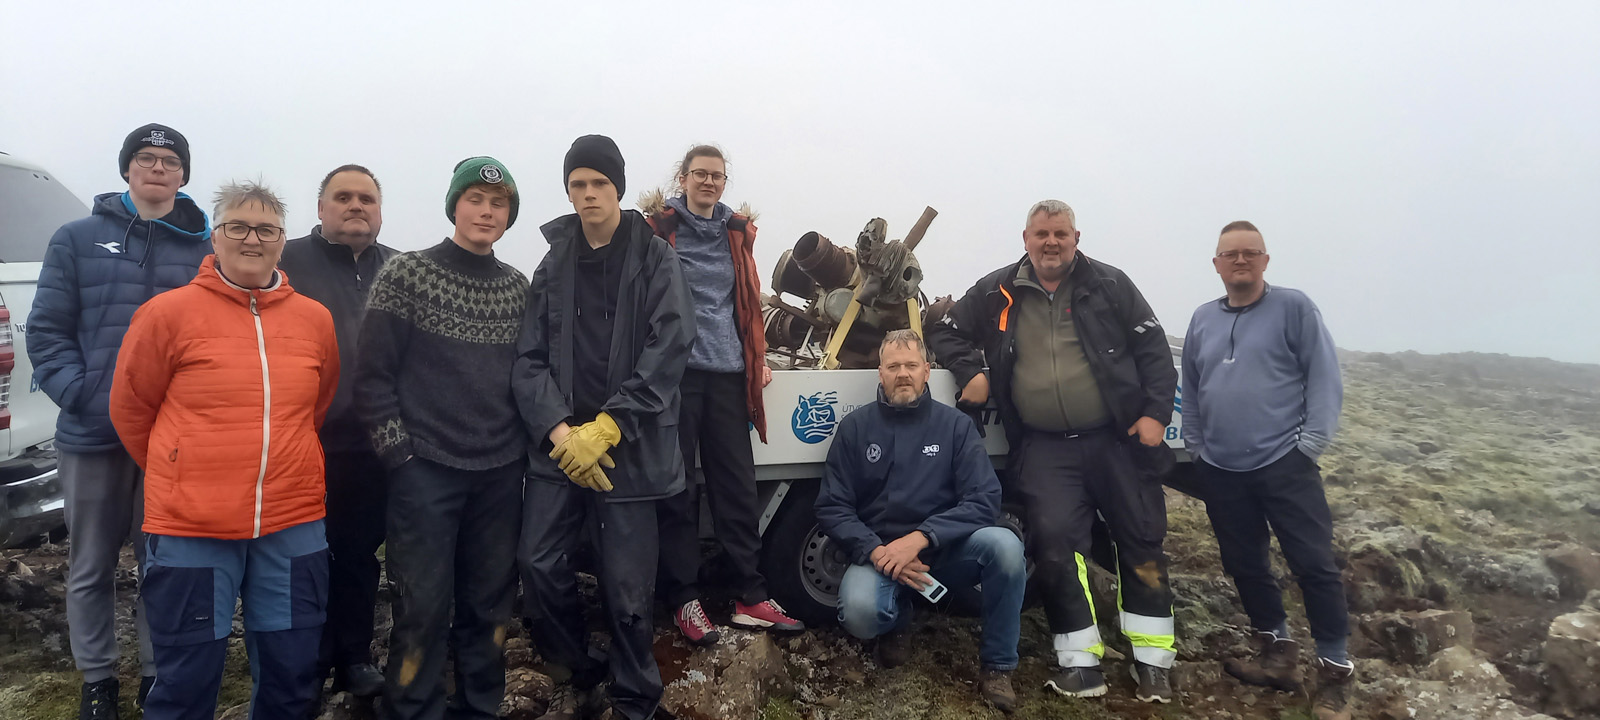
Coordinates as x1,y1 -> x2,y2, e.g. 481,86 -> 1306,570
798,524 -> 846,608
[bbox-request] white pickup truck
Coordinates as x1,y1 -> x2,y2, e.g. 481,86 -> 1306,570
744,358 -> 1188,626
0,152 -> 88,547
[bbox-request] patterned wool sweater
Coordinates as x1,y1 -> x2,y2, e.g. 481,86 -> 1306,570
354,238 -> 529,470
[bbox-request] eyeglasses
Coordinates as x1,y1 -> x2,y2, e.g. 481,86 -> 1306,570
1216,249 -> 1266,261
687,169 -> 728,185
219,222 -> 285,243
132,152 -> 183,172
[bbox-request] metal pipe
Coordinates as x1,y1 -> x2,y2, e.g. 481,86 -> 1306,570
793,231 -> 858,289
903,206 -> 938,251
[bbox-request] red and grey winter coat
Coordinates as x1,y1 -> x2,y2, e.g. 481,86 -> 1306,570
641,191 -> 770,442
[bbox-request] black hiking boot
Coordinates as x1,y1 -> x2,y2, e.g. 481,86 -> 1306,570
80,677 -> 119,720
1312,658 -> 1354,720
980,670 -> 1017,713
332,663 -> 385,698
1131,661 -> 1175,704
537,682 -> 602,720
1045,666 -> 1107,698
1224,631 -> 1303,692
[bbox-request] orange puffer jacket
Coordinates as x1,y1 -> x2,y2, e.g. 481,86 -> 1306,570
111,255 -> 339,539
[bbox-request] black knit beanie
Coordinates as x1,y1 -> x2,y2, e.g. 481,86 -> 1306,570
562,135 -> 625,200
119,123 -> 191,186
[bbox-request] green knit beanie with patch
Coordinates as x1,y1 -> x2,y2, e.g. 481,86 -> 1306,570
446,156 -> 519,228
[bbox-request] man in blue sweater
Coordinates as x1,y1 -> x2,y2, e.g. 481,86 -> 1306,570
1181,220 -> 1351,720
816,330 -> 1026,714
28,123 -> 211,720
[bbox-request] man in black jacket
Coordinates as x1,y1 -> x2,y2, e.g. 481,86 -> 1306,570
926,200 -> 1180,704
514,135 -> 694,720
277,165 -> 398,700
817,330 -> 1026,714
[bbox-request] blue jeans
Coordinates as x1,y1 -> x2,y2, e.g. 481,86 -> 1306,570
837,526 -> 1026,671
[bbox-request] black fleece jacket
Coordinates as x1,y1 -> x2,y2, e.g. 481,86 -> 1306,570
278,227 -> 399,453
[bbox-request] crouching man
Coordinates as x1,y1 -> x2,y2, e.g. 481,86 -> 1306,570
815,330 -> 1027,714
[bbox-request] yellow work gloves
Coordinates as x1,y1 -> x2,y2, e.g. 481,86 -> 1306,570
550,412 -> 622,492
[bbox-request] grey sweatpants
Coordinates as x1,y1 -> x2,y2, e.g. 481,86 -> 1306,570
60,448 -> 155,682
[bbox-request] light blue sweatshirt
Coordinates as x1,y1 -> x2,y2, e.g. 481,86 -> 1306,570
1181,285 -> 1342,472
665,194 -> 744,373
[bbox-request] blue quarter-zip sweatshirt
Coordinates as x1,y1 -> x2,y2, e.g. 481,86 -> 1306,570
1181,285 -> 1342,472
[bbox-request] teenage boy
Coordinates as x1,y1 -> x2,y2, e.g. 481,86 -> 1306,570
355,157 -> 528,720
515,135 -> 694,720
29,123 -> 211,719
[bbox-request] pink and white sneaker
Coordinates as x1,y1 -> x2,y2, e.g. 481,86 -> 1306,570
675,599 -> 720,646
731,599 -> 806,632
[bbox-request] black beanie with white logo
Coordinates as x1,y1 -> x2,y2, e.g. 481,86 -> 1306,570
119,123 -> 191,186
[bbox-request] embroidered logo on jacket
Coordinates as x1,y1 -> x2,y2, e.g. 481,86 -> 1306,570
922,444 -> 940,457
866,443 -> 883,463
95,242 -> 123,254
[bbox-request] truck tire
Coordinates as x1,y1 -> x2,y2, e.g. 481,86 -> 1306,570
759,478 -> 844,628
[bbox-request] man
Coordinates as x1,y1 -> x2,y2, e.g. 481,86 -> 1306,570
1182,221 -> 1351,720
277,165 -> 397,700
926,200 -> 1179,703
816,330 -> 1026,714
28,123 -> 211,719
515,134 -> 693,720
112,180 -> 339,720
355,157 -> 528,720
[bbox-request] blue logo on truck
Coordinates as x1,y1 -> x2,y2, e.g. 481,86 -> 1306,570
792,391 -> 840,444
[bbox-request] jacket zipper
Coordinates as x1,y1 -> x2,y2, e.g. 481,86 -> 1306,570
249,294 -> 272,539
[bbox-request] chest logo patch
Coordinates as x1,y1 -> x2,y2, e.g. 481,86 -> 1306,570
866,443 -> 883,463
95,242 -> 123,254
922,444 -> 941,457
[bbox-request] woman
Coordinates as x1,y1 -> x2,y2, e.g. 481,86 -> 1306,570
111,181 -> 339,720
643,145 -> 804,644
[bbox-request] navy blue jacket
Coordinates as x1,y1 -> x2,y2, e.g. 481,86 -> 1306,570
816,387 -> 1001,565
27,191 -> 211,451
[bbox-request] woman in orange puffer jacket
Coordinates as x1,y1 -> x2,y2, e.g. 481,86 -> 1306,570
110,181 -> 339,720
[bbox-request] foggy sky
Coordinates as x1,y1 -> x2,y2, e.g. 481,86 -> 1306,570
5,1 -> 1597,364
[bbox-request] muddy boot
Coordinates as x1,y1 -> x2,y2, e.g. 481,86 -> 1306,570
1045,666 -> 1107,698
979,670 -> 1017,713
1131,662 -> 1175,704
1312,658 -> 1354,720
536,683 -> 601,720
874,624 -> 913,669
1223,632 -> 1302,692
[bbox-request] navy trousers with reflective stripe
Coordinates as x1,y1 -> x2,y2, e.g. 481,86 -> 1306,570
140,520 -> 328,720
1015,432 -> 1177,667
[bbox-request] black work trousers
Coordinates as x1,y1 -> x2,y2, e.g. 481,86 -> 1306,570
1015,431 -> 1175,663
319,449 -> 388,671
521,479 -> 662,720
382,458 -> 523,720
657,369 -> 766,608
1199,448 -> 1349,647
